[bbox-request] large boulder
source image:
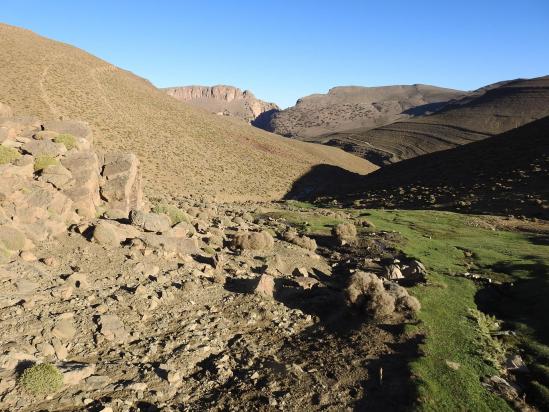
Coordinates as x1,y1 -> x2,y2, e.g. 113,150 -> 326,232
61,151 -> 101,218
100,153 -> 143,219
0,225 -> 31,251
92,220 -> 123,246
22,139 -> 66,157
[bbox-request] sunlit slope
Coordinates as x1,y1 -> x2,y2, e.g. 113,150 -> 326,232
0,23 -> 376,200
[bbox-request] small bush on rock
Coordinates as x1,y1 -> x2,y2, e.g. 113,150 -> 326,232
54,133 -> 77,150
34,155 -> 59,172
232,231 -> 274,251
152,202 -> 189,225
332,222 -> 357,245
0,145 -> 21,165
19,363 -> 63,394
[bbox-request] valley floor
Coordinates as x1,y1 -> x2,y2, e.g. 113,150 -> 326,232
1,201 -> 548,411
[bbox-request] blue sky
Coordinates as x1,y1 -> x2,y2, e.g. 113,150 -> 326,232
1,1 -> 548,108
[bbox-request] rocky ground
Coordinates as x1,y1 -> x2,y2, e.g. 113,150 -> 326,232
0,109 -> 424,411
0,199 -> 426,412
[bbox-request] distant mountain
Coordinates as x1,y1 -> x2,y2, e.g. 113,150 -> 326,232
322,76 -> 549,165
256,84 -> 465,138
292,117 -> 549,218
164,85 -> 279,124
0,23 -> 376,200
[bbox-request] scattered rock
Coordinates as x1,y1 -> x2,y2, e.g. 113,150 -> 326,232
58,362 -> 96,385
98,314 -> 129,343
254,274 -> 275,298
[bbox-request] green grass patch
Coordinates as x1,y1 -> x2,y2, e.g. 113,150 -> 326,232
54,133 -> 77,150
34,155 -> 59,172
359,209 -> 549,411
260,208 -> 344,235
0,145 -> 21,165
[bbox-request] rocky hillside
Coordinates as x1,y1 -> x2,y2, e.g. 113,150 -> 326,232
164,85 -> 279,124
323,76 -> 549,165
258,84 -> 465,138
0,23 -> 376,201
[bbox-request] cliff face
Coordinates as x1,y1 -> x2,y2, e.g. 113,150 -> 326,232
164,85 -> 279,123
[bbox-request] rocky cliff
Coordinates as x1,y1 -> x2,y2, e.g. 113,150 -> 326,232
164,85 -> 279,123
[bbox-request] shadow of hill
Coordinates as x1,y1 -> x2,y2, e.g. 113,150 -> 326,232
251,108 -> 279,130
284,164 -> 362,201
286,116 -> 549,219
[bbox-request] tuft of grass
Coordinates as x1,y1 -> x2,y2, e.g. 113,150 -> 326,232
258,208 -> 344,235
152,202 -> 189,225
0,145 -> 21,165
54,133 -> 77,150
468,308 -> 506,372
19,363 -> 63,395
34,155 -> 59,172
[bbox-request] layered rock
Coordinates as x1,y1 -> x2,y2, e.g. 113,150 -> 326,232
164,85 -> 279,124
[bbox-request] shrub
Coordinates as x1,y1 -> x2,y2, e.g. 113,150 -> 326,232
54,133 -> 77,150
282,228 -> 317,251
152,202 -> 189,225
346,271 -> 395,319
19,363 -> 63,394
34,155 -> 59,172
0,145 -> 21,165
396,294 -> 422,312
231,231 -> 274,251
347,272 -> 421,319
332,222 -> 357,244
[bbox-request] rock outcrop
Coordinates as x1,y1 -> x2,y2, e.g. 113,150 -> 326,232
164,85 -> 279,124
0,103 -> 143,260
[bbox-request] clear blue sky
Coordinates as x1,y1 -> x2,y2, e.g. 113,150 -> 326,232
1,0 -> 548,108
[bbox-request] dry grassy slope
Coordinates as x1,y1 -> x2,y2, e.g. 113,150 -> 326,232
325,76 -> 549,165
0,23 -> 376,200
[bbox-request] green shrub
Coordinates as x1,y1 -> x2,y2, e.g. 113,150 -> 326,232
152,202 -> 188,225
34,155 -> 59,172
19,363 -> 63,394
0,145 -> 21,165
54,133 -> 77,150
